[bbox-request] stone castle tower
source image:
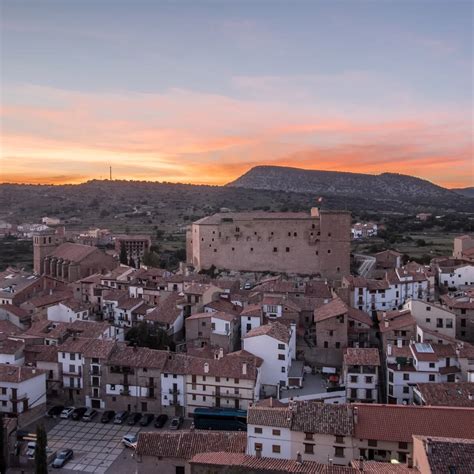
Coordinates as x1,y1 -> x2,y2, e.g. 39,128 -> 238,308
33,228 -> 60,274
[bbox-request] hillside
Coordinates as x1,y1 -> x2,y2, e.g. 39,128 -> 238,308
452,187 -> 474,198
228,166 -> 472,211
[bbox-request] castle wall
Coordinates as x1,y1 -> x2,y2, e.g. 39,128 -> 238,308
189,210 -> 350,280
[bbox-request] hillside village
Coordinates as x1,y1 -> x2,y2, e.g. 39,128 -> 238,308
0,205 -> 473,473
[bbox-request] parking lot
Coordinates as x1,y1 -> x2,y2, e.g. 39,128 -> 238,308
46,419 -> 140,473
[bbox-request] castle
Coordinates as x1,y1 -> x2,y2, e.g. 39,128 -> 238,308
187,207 -> 351,280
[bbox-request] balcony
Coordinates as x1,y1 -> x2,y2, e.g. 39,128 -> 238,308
63,370 -> 82,377
217,391 -> 241,399
10,393 -> 28,402
168,388 -> 180,395
120,388 -> 130,396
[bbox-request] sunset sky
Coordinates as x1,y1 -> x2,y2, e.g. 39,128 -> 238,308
1,1 -> 472,188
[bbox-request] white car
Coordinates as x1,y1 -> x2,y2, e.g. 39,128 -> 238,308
122,434 -> 138,449
26,441 -> 36,458
60,407 -> 75,419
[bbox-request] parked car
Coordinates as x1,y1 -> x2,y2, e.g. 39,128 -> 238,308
244,281 -> 252,290
113,411 -> 129,424
122,434 -> 138,449
60,407 -> 75,419
154,414 -> 168,428
47,405 -> 64,418
127,412 -> 142,426
169,416 -> 183,430
52,449 -> 74,468
82,408 -> 98,422
101,410 -> 115,423
71,407 -> 88,421
139,413 -> 154,427
26,441 -> 36,458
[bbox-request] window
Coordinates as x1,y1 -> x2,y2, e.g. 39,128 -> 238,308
429,374 -> 435,382
273,247 -> 278,253
436,319 -> 443,328
365,376 -> 373,384
403,386 -> 409,394
446,320 -> 453,328
272,445 -> 281,454
305,432 -> 314,441
403,373 -> 409,381
1,388 -> 6,395
304,443 -> 314,454
366,389 -> 372,399
461,319 -> 466,327
368,440 -> 377,447
278,354 -> 285,360
328,249 -> 331,254
272,429 -> 281,436
350,375 -> 358,383
254,427 -> 262,434
335,342 -> 340,349
281,367 -> 286,373
215,377 -> 220,382
69,365 -> 75,373
255,443 -> 263,451
425,318 -> 431,323
286,247 -> 290,252
335,436 -> 344,444
278,344 -> 285,350
234,378 -> 239,384
334,447 -> 344,458
70,353 -> 75,361
176,467 -> 185,474
429,363 -> 435,368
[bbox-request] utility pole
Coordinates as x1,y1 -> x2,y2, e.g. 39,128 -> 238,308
109,166 -> 112,181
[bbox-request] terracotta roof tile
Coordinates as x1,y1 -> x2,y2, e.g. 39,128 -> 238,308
414,436 -> 474,474
244,321 -> 290,344
344,348 -> 380,366
136,431 -> 246,459
415,383 -> 474,407
191,452 -> 359,473
49,242 -> 98,262
0,363 -> 45,383
354,404 -> 474,442
314,297 -> 348,323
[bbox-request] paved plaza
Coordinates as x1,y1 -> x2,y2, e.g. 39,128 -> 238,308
47,419 -> 140,473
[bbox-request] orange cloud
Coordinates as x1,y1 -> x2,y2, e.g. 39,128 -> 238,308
1,85 -> 472,188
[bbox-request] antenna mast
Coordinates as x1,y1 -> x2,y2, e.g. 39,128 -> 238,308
110,166 -> 112,181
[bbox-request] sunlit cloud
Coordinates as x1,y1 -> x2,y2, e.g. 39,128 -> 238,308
1,83 -> 472,188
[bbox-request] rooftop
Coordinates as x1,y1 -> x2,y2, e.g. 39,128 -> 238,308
244,321 -> 291,344
344,348 -> 380,366
415,383 -> 474,407
136,430 -> 246,460
0,363 -> 45,383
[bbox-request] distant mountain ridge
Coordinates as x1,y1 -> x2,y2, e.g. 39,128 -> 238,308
227,166 -> 472,210
451,187 -> 474,198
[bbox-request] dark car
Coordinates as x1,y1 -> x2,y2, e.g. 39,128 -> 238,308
52,449 -> 74,468
127,412 -> 142,426
113,411 -> 129,424
82,408 -> 98,422
139,413 -> 154,427
101,410 -> 115,423
47,405 -> 64,418
154,414 -> 168,428
71,407 -> 88,421
169,416 -> 183,430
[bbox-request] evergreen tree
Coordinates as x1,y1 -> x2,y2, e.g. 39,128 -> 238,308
35,424 -> 48,474
0,417 -> 6,474
142,251 -> 160,268
119,244 -> 128,265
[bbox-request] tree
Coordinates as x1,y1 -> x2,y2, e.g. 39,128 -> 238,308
125,322 -> 175,351
128,256 -> 136,268
119,244 -> 128,265
0,417 -> 6,474
142,251 -> 160,268
35,424 -> 48,474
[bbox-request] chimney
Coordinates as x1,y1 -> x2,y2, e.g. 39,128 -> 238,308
387,344 -> 392,356
358,456 -> 364,471
397,363 -> 401,371
242,362 -> 247,375
384,320 -> 389,328
353,406 -> 358,425
296,452 -> 302,464
218,347 -> 224,360
204,362 -> 209,373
